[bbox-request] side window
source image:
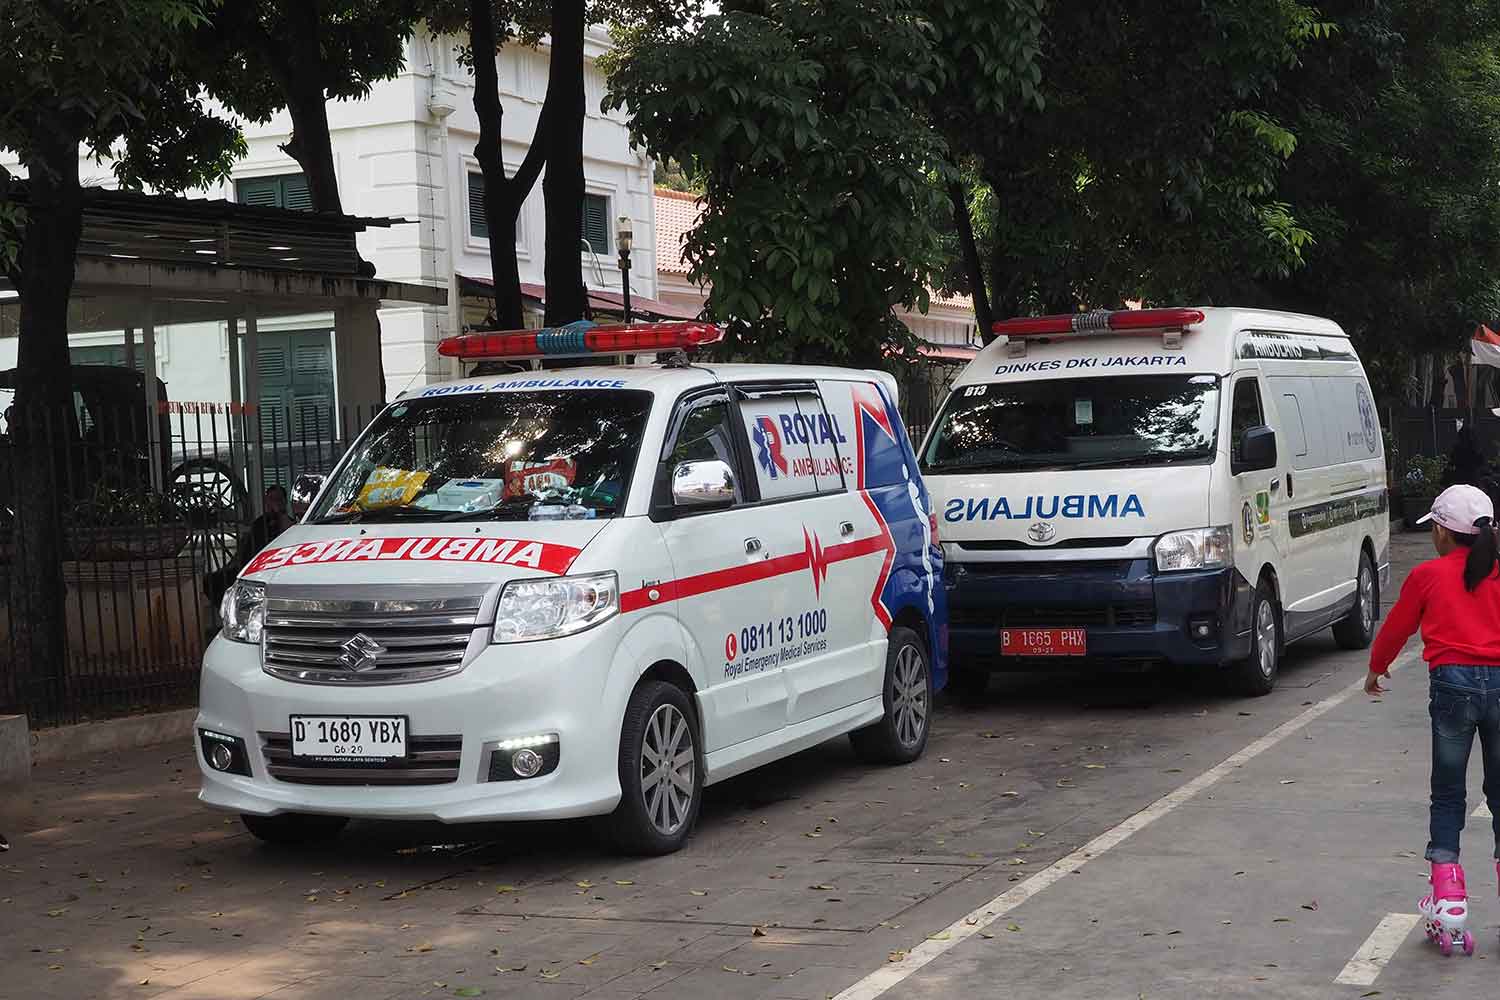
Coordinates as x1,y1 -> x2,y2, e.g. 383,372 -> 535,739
666,398 -> 744,505
1229,377 -> 1263,465
1279,392 -> 1310,461
736,390 -> 821,502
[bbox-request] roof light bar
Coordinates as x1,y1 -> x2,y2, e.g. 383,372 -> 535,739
993,308 -> 1205,339
437,320 -> 724,360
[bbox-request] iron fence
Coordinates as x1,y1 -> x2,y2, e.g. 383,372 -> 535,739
0,396 -> 374,727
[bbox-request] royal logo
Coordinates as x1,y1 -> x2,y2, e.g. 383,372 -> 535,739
1356,383 -> 1378,454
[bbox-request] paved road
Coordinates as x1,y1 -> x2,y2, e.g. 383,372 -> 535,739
3,531 -> 1492,1000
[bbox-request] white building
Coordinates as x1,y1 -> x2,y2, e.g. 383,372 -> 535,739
0,27 -> 657,410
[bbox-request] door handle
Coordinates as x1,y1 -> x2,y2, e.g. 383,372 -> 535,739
745,537 -> 763,556
839,521 -> 855,537
1270,479 -> 1281,495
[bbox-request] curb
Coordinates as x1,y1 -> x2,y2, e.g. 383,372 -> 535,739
30,708 -> 197,766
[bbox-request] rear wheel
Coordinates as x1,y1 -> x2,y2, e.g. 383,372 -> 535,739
1229,582 -> 1281,697
1332,551 -> 1377,650
598,681 -> 703,856
241,812 -> 348,845
850,626 -> 932,764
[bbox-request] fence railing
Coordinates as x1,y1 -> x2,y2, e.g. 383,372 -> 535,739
0,398 -> 374,727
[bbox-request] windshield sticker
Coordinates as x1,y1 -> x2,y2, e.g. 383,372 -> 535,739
506,458 -> 578,497
418,377 -> 629,397
943,493 -> 1146,522
242,535 -> 582,576
356,467 -> 430,510
1237,331 -> 1356,362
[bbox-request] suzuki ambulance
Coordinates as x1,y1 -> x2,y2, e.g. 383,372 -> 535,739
196,322 -> 945,854
920,307 -> 1388,696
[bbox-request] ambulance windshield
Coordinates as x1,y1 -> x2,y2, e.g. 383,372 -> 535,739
921,374 -> 1220,474
311,389 -> 653,523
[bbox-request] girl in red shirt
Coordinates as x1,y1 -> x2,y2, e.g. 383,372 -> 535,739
1367,484 -> 1500,955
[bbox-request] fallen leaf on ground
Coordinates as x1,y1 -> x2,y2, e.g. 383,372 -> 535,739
1083,764 -> 1106,769
888,950 -> 906,962
409,942 -> 435,953
1279,779 -> 1296,785
809,884 -> 836,891
1007,923 -> 1021,932
540,969 -> 560,980
752,927 -> 767,937
928,932 -> 951,941
690,890 -> 708,896
1301,901 -> 1318,911
574,881 -> 594,889
494,885 -> 515,893
137,980 -> 150,987
454,989 -> 483,998
579,953 -> 600,966
614,880 -> 634,886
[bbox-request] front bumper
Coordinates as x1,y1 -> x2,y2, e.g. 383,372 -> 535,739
194,627 -> 628,823
945,558 -> 1254,670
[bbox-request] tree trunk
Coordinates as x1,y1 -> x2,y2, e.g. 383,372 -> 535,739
8,138 -> 85,718
542,0 -> 589,326
946,177 -> 993,343
281,85 -> 344,216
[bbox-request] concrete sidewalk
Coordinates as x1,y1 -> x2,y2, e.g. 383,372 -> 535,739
0,531 -> 1438,1000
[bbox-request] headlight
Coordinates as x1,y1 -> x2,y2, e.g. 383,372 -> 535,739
1154,527 -> 1234,572
493,571 -> 618,643
220,580 -> 267,643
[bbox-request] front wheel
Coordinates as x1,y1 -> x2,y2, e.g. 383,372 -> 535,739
1332,551 -> 1377,650
241,812 -> 348,845
598,681 -> 703,856
850,626 -> 933,764
1229,583 -> 1281,697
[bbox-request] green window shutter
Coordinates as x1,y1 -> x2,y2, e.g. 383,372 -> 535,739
282,174 -> 313,212
581,194 -> 609,254
236,176 -> 282,208
235,173 -> 312,211
468,173 -> 488,238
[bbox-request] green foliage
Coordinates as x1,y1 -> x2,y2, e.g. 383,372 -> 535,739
0,0 -> 243,194
949,0 -> 1326,317
605,0 -> 964,367
1242,0 -> 1500,402
1404,454 -> 1449,494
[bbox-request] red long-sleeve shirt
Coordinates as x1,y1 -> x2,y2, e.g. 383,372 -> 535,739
1370,549 -> 1500,674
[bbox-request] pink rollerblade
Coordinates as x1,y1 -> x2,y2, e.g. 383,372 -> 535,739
1420,862 -> 1475,956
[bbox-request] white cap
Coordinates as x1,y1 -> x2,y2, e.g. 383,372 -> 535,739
1417,484 -> 1495,534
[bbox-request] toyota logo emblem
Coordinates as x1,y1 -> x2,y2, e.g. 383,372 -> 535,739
338,633 -> 386,673
1027,521 -> 1056,544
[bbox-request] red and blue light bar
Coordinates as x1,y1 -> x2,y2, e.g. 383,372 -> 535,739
994,308 -> 1205,339
437,320 -> 724,360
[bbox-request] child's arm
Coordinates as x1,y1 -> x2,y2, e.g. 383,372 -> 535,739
1368,564 -> 1429,680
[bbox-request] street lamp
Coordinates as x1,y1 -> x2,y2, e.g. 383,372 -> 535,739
616,215 -> 634,324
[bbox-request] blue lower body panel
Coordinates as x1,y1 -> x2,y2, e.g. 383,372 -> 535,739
946,559 -> 1255,672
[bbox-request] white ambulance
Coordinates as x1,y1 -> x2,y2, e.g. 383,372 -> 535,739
196,322 -> 946,854
920,307 -> 1388,696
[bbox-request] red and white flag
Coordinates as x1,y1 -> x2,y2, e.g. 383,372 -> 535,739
1473,325 -> 1500,369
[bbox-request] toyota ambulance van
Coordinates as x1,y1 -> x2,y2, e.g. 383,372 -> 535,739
920,307 -> 1388,696
196,322 -> 945,854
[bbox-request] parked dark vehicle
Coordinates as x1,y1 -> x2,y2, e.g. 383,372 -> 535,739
0,365 -> 251,536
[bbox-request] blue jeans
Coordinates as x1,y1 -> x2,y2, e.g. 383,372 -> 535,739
1427,666 -> 1500,863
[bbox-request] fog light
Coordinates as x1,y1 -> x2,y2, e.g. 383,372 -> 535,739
208,742 -> 234,771
512,748 -> 543,778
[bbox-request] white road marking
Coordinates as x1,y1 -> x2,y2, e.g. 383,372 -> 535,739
1334,913 -> 1421,986
1475,802 -> 1492,819
834,652 -> 1420,1000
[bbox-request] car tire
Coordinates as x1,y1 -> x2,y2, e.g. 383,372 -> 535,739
240,812 -> 348,845
850,626 -> 933,765
1230,582 -> 1281,697
598,680 -> 703,856
1332,551 -> 1377,650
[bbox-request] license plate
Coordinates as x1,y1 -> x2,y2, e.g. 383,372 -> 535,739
290,715 -> 407,761
1000,628 -> 1087,657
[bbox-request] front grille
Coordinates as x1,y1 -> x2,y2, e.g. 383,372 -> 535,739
262,595 -> 482,684
950,602 -> 1156,629
957,560 -> 1134,577
260,732 -> 463,785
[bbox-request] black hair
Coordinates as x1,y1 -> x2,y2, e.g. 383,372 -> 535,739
1454,516 -> 1500,591
265,484 -> 288,501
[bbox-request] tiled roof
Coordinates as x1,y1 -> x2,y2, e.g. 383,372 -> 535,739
654,188 -> 702,276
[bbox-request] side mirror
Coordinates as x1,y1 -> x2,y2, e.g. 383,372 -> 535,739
670,459 -> 737,509
290,473 -> 325,516
1235,426 -> 1277,474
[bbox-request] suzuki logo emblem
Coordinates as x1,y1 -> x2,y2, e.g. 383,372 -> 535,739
338,633 -> 385,673
1027,521 -> 1057,544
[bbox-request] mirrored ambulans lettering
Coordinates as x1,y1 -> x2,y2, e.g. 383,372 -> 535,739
243,536 -> 576,575
942,494 -> 1146,522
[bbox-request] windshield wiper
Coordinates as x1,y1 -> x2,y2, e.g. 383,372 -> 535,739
1051,454 -> 1210,472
